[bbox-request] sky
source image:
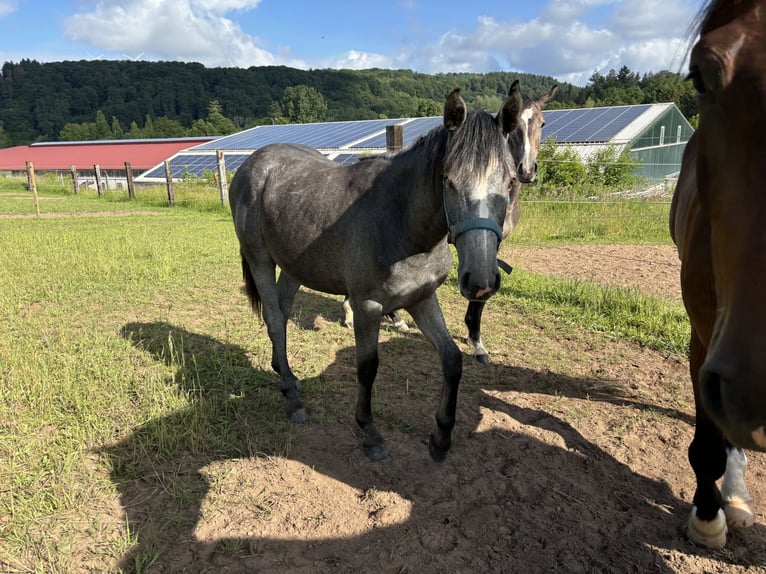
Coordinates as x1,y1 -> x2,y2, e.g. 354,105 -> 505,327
0,0 -> 705,86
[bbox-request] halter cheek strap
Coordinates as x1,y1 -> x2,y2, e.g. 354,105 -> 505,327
443,178 -> 504,244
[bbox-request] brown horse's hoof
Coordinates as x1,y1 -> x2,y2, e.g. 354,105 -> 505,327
686,507 -> 727,548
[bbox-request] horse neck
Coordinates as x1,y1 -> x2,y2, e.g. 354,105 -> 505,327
388,129 -> 450,248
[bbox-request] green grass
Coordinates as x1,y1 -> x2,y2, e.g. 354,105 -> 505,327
0,179 -> 685,571
514,199 -> 672,245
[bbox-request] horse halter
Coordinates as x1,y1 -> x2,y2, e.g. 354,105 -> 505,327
442,177 -> 504,245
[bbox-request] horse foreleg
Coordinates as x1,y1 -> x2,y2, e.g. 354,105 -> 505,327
464,300 -> 489,363
351,300 -> 387,460
407,293 -> 462,462
687,330 -> 728,547
721,445 -> 755,528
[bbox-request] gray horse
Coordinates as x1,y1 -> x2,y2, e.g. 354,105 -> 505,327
230,86 -> 522,461
464,83 -> 558,363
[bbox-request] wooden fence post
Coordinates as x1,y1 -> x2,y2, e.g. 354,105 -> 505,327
216,150 -> 228,205
94,164 -> 104,197
386,125 -> 403,153
125,161 -> 135,200
26,161 -> 41,218
164,160 -> 175,207
70,165 -> 79,194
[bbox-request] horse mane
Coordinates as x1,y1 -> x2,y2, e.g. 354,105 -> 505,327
445,110 -> 513,182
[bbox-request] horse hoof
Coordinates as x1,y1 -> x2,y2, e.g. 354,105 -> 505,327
428,434 -> 450,462
393,320 -> 409,332
724,498 -> 755,528
288,408 -> 309,424
364,443 -> 390,461
474,353 -> 490,365
344,321 -> 354,329
687,507 -> 727,548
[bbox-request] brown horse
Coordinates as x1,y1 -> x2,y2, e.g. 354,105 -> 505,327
670,0 -> 766,548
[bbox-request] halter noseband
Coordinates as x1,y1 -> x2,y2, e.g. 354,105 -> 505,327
443,178 -> 504,244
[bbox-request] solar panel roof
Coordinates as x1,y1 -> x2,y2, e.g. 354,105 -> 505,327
142,152 -> 252,179
139,104 -> 662,180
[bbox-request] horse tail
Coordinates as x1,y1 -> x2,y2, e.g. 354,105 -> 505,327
241,253 -> 262,318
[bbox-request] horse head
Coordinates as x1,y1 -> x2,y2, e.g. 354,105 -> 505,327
509,82 -> 557,183
442,84 -> 522,301
685,0 -> 766,451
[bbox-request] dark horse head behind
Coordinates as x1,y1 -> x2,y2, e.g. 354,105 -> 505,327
229,85 -> 522,462
670,0 -> 766,549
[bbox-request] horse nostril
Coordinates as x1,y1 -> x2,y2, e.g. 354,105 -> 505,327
517,161 -> 525,175
532,161 -> 538,175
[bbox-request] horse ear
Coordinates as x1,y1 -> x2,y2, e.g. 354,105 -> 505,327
538,84 -> 558,107
498,81 -> 523,135
444,88 -> 467,132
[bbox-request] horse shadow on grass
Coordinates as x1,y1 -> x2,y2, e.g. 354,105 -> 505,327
105,298 -> 765,572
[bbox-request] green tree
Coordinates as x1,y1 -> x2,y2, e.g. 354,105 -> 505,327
111,116 -> 124,139
93,110 -> 111,139
415,98 -> 441,117
277,85 -> 328,124
537,138 -> 588,192
586,145 -> 640,188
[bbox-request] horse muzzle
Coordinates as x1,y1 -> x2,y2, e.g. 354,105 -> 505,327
700,357 -> 766,452
517,161 -> 538,184
454,229 -> 502,301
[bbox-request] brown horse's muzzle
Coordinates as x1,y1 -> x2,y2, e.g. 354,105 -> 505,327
700,353 -> 766,451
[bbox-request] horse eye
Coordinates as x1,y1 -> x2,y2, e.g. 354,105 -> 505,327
686,65 -> 706,94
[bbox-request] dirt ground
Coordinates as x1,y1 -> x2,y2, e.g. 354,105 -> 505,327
108,245 -> 766,573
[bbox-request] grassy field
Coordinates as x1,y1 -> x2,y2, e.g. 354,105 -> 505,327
0,178 -> 685,572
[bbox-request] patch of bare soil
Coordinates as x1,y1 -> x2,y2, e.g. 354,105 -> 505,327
105,245 -> 765,574
510,244 -> 682,302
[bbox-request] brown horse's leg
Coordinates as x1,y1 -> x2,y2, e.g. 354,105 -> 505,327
407,293 -> 463,462
351,300 -> 387,460
687,328 -> 728,547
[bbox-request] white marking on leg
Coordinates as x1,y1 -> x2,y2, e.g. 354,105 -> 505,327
467,335 -> 488,358
721,447 -> 755,528
342,298 -> 354,329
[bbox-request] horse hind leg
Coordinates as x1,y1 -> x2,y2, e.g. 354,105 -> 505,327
342,297 -> 354,329
243,254 -> 307,423
345,297 -> 408,333
465,301 -> 490,364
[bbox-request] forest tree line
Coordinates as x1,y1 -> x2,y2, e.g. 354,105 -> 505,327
0,59 -> 697,147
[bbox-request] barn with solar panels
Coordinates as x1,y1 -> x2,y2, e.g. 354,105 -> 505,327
134,102 -> 693,185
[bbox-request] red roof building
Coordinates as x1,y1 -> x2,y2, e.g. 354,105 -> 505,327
0,137 -> 216,174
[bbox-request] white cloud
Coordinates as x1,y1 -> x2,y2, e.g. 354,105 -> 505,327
322,50 -> 393,70
61,0 -> 302,68
389,0 -> 698,85
0,0 -> 18,18
55,0 -> 700,85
